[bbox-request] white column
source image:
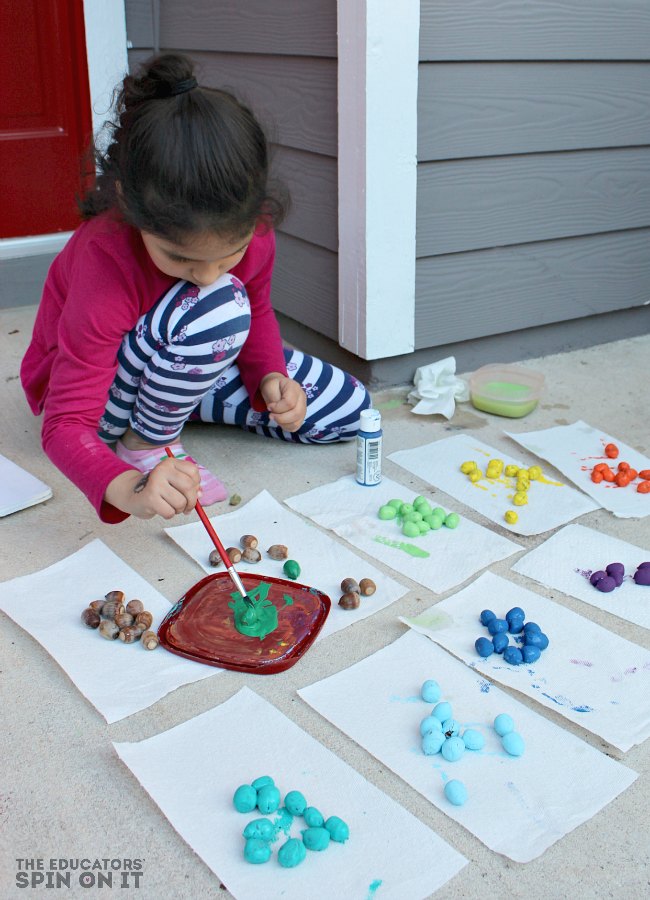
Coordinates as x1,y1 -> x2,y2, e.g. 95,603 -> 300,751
83,0 -> 128,144
337,0 -> 420,360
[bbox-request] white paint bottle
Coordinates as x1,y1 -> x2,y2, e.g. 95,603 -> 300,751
356,408 -> 382,486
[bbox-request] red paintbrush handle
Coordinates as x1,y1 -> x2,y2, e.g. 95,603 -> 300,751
163,446 -> 231,568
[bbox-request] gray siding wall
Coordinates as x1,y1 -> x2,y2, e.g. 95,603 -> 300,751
126,0 -> 339,341
416,1 -> 650,351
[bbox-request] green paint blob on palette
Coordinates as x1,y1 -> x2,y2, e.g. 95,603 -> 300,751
158,572 -> 330,674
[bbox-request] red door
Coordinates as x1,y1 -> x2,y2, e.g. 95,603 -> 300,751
0,0 -> 93,238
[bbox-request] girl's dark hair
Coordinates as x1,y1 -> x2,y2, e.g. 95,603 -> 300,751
80,53 -> 287,240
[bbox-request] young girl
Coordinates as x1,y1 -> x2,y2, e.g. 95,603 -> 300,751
21,54 -> 370,524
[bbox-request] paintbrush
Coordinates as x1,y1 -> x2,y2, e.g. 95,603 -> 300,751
164,447 -> 254,609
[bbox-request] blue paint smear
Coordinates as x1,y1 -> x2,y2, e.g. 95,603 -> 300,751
367,880 -> 383,898
272,807 -> 294,840
478,679 -> 491,693
572,705 -> 593,713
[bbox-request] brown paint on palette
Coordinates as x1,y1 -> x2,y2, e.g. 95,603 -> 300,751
157,571 -> 330,674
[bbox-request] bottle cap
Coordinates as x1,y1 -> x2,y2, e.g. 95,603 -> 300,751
360,408 -> 381,432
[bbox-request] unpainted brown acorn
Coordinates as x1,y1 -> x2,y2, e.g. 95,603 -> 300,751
126,599 -> 144,616
359,578 -> 377,596
240,534 -> 258,550
115,612 -> 135,629
89,599 -> 105,613
227,547 -> 242,564
267,544 -> 289,560
104,590 -> 125,604
98,620 -> 119,640
338,591 -> 361,610
242,547 -> 262,563
101,599 -> 124,620
340,578 -> 360,595
135,611 -> 153,630
208,549 -> 223,567
118,625 -> 142,644
141,630 -> 159,650
81,607 -> 101,629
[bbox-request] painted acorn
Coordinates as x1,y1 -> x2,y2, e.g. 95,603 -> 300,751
81,608 -> 100,629
98,620 -> 119,640
141,630 -> 159,650
340,578 -> 360,595
267,544 -> 289,560
242,547 -> 262,563
338,592 -> 361,610
135,611 -> 153,630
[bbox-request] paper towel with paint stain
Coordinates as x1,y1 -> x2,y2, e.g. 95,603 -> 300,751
114,687 -> 467,899
285,475 -> 521,594
401,571 -> 650,752
513,523 -> 650,631
299,632 -> 637,863
388,433 -> 598,535
508,420 -> 650,518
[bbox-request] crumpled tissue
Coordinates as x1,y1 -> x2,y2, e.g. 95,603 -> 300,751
407,356 -> 469,417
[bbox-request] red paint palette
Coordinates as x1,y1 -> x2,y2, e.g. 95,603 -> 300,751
157,572 -> 331,674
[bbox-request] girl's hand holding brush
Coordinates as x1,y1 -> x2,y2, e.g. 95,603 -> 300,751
104,456 -> 201,519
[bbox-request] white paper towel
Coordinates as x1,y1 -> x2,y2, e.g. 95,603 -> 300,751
508,420 -> 650,518
401,571 -> 650,751
512,523 -> 650,630
285,475 -> 521,594
0,540 -> 218,723
113,687 -> 467,899
388,433 -> 598,535
407,356 -> 469,418
298,632 -> 637,863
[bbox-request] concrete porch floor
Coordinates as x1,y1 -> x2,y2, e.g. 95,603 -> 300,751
1,303 -> 649,899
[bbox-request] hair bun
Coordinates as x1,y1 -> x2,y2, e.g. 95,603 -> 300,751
124,53 -> 197,107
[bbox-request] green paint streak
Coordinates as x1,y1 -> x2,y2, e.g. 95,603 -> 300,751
282,594 -> 294,607
229,582 -> 278,640
375,398 -> 404,411
367,879 -> 383,898
403,609 -> 454,630
374,535 -> 430,558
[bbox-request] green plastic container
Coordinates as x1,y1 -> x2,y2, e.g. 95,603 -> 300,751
469,364 -> 544,418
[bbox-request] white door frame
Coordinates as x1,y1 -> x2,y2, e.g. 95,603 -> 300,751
337,0 -> 420,360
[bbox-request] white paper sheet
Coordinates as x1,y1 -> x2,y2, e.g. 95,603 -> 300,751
285,475 -> 521,594
113,687 -> 467,899
508,421 -> 650,518
164,490 -> 408,640
298,632 -> 637,863
0,452 -> 52,516
0,540 -> 217,723
388,434 -> 598,535
401,571 -> 650,751
513,524 -> 650,630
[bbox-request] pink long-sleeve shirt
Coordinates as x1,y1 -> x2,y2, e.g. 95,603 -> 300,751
20,213 -> 287,523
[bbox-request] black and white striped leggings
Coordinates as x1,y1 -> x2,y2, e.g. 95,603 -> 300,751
98,273 -> 370,446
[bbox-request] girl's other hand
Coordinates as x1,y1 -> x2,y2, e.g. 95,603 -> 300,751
104,457 -> 201,519
260,372 -> 307,432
